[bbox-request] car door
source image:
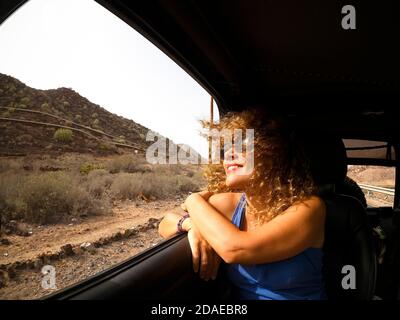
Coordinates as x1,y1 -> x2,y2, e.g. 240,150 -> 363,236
43,234 -> 227,300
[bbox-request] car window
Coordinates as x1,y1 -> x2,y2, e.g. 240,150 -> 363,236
343,139 -> 396,161
347,165 -> 395,208
0,0 -> 217,299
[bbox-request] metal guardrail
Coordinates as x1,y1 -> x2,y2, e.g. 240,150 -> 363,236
358,183 -> 395,196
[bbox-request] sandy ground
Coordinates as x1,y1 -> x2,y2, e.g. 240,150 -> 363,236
0,199 -> 179,265
366,196 -> 393,208
0,198 -> 183,300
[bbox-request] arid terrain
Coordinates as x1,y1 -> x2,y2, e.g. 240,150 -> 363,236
347,165 -> 395,207
0,197 -> 182,300
0,152 -> 204,300
0,73 -> 205,299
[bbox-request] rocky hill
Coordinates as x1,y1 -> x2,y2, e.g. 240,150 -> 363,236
0,73 -> 181,156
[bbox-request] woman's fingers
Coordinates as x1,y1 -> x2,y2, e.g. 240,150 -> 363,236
204,254 -> 213,281
188,227 -> 221,281
211,255 -> 221,280
200,244 -> 222,281
205,251 -> 220,281
200,243 -> 209,280
188,230 -> 200,273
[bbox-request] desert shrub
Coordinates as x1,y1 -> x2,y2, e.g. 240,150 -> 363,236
16,134 -> 33,143
80,163 -> 104,175
63,101 -> 70,107
110,173 -> 141,200
18,104 -> 27,109
74,114 -> 82,122
6,84 -> 16,93
20,172 -> 109,224
86,169 -> 114,199
92,119 -> 101,130
151,163 -> 186,176
0,173 -> 27,223
138,173 -> 175,198
110,171 -> 203,200
0,160 -> 10,173
87,168 -> 109,179
1,111 -> 10,117
98,143 -> 117,153
53,128 -> 73,143
91,113 -> 98,118
191,169 -> 206,187
176,175 -> 201,193
107,155 -> 147,174
20,97 -> 30,104
41,103 -> 51,112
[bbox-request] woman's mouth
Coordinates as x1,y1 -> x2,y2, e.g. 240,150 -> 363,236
226,163 -> 244,173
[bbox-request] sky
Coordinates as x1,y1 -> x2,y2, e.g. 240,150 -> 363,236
0,0 -> 219,157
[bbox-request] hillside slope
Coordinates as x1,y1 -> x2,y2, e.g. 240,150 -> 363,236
0,73 -> 175,156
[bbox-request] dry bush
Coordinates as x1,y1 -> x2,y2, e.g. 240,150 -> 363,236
110,171 -> 204,200
0,171 -> 110,225
0,158 -> 23,173
0,172 -> 27,223
53,128 -> 73,143
80,162 -> 104,175
0,160 -> 11,173
86,169 -> 114,199
107,154 -> 148,174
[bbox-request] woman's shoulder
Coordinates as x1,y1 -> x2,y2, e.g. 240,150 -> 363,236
286,195 -> 326,248
284,195 -> 326,230
290,195 -> 325,213
208,192 -> 243,220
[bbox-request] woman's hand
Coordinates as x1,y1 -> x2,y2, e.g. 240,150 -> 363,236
181,191 -> 213,212
182,190 -> 220,280
187,225 -> 221,281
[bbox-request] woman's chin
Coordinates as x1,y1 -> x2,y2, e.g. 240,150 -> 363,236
225,176 -> 246,189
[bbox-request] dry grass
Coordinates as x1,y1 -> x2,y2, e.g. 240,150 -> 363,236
110,171 -> 202,200
0,154 -> 205,227
0,171 -> 110,225
107,154 -> 149,174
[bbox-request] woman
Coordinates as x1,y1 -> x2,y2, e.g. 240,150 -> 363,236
158,110 -> 327,300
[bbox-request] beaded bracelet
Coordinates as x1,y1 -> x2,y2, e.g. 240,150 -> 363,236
177,213 -> 190,234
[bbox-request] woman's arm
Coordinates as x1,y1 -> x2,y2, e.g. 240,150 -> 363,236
158,192 -> 241,239
184,194 -> 326,265
158,208 -> 192,239
158,192 -> 241,280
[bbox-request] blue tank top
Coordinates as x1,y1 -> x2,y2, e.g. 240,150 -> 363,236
225,193 -> 327,300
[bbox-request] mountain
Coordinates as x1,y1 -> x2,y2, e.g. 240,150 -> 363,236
0,73 -> 189,157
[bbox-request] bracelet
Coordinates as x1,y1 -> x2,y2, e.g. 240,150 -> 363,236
177,213 -> 190,234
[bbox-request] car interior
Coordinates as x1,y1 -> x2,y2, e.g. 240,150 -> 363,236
1,0 -> 399,300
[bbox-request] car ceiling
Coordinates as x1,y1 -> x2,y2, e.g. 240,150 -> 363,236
2,0 -> 400,142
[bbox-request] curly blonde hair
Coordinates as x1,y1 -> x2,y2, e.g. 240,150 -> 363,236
202,109 -> 316,225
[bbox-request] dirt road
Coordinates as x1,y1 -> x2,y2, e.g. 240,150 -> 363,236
0,198 -> 182,299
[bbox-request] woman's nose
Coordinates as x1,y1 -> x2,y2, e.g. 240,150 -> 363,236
223,147 -> 238,161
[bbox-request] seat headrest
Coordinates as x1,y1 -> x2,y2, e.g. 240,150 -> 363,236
299,133 -> 347,185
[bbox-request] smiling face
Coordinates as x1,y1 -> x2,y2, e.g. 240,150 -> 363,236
203,109 -> 316,224
222,139 -> 254,189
